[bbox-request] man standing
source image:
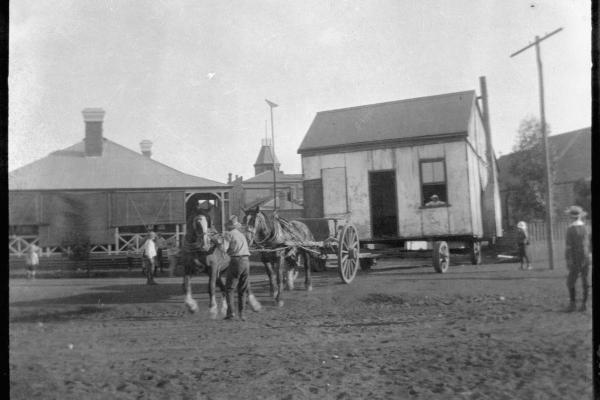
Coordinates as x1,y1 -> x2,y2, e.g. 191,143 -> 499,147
141,231 -> 158,285
564,205 -> 591,312
221,216 -> 252,321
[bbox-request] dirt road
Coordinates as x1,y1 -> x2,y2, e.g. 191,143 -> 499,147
9,260 -> 593,399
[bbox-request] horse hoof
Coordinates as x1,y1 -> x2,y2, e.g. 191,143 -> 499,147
220,303 -> 228,316
185,298 -> 199,314
209,308 -> 218,319
277,300 -> 284,308
248,295 -> 262,312
306,285 -> 313,292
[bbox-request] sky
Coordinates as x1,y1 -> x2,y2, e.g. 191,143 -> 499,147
9,0 -> 592,183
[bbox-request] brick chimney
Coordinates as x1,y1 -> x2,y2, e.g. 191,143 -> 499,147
140,140 -> 153,157
82,108 -> 105,157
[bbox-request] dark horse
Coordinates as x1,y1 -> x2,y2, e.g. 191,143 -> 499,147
181,213 -> 229,317
242,206 -> 315,307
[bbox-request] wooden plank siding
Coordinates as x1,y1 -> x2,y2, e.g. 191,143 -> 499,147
301,140 -> 486,241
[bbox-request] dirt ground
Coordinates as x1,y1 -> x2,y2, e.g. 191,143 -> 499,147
9,258 -> 593,400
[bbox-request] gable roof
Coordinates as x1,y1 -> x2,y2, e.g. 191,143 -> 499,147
298,90 -> 476,154
497,127 -> 591,191
243,170 -> 302,184
9,138 -> 228,191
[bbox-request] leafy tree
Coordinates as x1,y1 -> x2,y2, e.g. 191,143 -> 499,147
508,116 -> 554,222
573,178 -> 591,218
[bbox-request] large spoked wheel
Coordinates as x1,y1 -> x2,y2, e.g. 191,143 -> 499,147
470,241 -> 482,265
337,224 -> 360,283
432,241 -> 450,273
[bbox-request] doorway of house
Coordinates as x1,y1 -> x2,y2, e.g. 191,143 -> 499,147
369,170 -> 398,238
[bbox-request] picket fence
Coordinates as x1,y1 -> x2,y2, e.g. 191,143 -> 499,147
526,219 -> 591,268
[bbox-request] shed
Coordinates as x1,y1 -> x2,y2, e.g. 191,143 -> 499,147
9,108 -> 230,256
298,80 -> 502,245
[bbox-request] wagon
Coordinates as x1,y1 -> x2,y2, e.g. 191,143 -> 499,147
292,217 -> 377,284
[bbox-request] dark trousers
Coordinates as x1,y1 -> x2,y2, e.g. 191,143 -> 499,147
156,249 -> 164,272
518,244 -> 530,266
567,262 -> 590,303
225,256 -> 250,317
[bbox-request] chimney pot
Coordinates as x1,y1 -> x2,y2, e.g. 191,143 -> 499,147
228,173 -> 232,183
82,108 -> 105,157
140,140 -> 153,157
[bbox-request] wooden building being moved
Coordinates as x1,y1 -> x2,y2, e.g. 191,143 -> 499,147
9,108 -> 230,257
298,79 -> 502,252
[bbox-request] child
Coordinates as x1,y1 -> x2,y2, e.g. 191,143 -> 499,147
166,236 -> 179,278
126,243 -> 135,271
25,243 -> 41,279
516,221 -> 531,270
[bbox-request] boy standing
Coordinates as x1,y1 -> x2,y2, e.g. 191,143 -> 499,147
516,221 -> 531,270
25,243 -> 41,279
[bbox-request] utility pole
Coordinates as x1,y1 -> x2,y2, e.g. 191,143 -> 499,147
510,27 -> 563,270
265,99 -> 279,211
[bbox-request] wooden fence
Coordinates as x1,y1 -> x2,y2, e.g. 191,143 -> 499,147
526,219 -> 591,268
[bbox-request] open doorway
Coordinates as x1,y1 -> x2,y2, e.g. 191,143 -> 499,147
369,170 -> 398,238
185,193 -> 222,232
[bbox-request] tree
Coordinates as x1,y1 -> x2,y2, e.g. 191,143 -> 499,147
573,178 -> 591,218
508,116 -> 554,222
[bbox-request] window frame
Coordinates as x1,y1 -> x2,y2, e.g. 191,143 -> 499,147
419,157 -> 450,208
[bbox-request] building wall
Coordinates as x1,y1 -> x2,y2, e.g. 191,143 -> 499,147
302,140 -> 479,240
228,179 -> 304,217
9,189 -> 189,247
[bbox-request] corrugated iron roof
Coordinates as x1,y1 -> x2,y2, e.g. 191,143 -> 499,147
9,138 -> 228,191
298,90 -> 476,153
243,170 -> 302,184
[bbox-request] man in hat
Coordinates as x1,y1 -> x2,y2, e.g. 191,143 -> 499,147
221,215 -> 253,320
564,205 -> 591,312
425,194 -> 445,207
141,231 -> 158,285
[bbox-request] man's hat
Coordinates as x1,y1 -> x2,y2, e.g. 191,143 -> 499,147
226,215 -> 242,230
430,194 -> 439,201
566,205 -> 586,217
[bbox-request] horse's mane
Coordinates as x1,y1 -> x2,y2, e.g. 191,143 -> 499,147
252,211 -> 313,247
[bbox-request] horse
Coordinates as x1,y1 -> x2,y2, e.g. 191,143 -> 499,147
242,206 -> 315,307
182,213 -> 261,317
181,213 -> 229,317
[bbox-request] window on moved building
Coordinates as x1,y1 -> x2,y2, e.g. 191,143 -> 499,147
420,159 -> 448,206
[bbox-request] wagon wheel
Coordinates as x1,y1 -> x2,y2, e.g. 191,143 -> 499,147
337,223 -> 360,283
432,241 -> 450,273
470,241 -> 482,265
